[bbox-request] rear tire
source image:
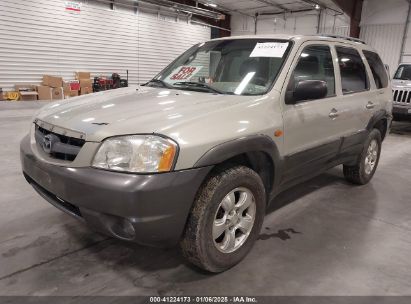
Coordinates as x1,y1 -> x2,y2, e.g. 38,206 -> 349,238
180,166 -> 266,273
343,129 -> 382,185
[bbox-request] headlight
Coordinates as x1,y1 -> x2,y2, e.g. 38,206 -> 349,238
92,135 -> 178,173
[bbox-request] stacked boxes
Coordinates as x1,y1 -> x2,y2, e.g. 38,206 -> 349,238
76,72 -> 93,95
63,81 -> 80,98
38,75 -> 64,100
5,72 -> 95,102
37,86 -> 53,100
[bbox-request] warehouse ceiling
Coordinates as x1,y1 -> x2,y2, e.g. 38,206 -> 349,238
200,0 -> 344,15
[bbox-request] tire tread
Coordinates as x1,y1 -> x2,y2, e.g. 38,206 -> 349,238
180,166 -> 264,272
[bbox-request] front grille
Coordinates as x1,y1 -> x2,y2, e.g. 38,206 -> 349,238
35,124 -> 85,161
393,89 -> 411,104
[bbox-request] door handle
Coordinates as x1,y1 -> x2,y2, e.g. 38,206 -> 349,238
366,101 -> 375,109
329,108 -> 339,119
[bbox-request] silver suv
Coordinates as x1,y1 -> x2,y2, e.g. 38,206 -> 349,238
21,34 -> 392,272
392,63 -> 411,120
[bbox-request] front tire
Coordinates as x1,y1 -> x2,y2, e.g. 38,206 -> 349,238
343,129 -> 382,185
180,166 -> 266,273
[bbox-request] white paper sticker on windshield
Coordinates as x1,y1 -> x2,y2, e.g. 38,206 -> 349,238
250,42 -> 289,58
165,66 -> 203,83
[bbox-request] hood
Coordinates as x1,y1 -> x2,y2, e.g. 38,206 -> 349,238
35,86 -> 257,142
392,79 -> 411,89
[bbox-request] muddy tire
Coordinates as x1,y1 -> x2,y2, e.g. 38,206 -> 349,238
180,166 -> 266,273
343,129 -> 382,185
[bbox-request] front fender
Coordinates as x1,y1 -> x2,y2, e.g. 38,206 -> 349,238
194,134 -> 283,191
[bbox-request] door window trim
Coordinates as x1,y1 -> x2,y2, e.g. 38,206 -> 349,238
335,45 -> 371,95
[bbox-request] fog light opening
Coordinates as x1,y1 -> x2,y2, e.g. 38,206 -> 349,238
111,218 -> 136,240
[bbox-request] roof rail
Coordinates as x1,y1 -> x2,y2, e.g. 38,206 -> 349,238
317,34 -> 366,45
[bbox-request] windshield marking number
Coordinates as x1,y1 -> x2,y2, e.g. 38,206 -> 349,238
250,42 -> 289,58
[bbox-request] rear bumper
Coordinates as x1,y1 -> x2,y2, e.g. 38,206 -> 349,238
20,135 -> 212,247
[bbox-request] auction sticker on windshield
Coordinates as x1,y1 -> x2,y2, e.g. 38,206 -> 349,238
166,66 -> 203,83
250,42 -> 289,58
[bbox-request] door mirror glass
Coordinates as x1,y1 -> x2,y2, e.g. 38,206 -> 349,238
286,80 -> 328,104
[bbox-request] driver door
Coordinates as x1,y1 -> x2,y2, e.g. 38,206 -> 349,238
281,42 -> 343,184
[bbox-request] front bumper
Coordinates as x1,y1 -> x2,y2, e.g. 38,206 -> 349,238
393,105 -> 411,118
20,135 -> 212,247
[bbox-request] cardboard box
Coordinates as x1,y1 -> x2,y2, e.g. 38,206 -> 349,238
43,75 -> 63,88
80,87 -> 93,95
42,75 -> 50,86
15,84 -> 37,91
63,82 -> 70,94
37,85 -> 53,100
76,72 -> 91,80
52,87 -> 64,100
20,91 -> 38,101
63,82 -> 79,99
15,85 -> 38,101
49,76 -> 63,88
70,90 -> 79,97
79,79 -> 92,88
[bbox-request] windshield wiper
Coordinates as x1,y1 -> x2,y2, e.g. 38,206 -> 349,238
173,82 -> 224,94
144,79 -> 174,89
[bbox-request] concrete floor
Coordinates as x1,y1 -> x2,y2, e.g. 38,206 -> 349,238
1,101 -> 411,296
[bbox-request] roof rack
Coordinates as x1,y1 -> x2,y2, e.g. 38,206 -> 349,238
317,34 -> 366,45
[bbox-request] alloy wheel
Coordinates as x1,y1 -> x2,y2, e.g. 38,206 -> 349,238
212,187 -> 256,253
364,139 -> 379,175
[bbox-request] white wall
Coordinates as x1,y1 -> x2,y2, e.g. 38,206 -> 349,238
230,10 -> 350,37
0,0 -> 211,90
360,0 -> 410,75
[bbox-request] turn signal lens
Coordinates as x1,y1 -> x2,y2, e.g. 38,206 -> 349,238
158,145 -> 177,172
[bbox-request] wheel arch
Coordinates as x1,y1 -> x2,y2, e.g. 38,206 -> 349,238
366,109 -> 391,141
194,135 -> 282,199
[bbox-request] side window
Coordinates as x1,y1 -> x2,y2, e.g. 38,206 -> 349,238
287,45 -> 335,101
336,46 -> 369,94
363,50 -> 388,89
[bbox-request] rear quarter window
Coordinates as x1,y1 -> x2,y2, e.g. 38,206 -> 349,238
363,50 -> 388,89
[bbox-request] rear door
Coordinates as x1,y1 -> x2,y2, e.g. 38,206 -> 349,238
334,45 -> 373,134
362,50 -> 391,116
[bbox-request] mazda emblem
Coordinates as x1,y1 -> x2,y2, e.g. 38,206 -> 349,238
42,134 -> 53,154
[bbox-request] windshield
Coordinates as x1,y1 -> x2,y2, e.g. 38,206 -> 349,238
394,65 -> 411,80
146,39 -> 292,95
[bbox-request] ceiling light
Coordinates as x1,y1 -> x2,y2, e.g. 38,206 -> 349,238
314,4 -> 320,9
205,2 -> 217,8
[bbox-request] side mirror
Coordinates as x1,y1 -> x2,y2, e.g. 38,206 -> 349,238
286,80 -> 328,104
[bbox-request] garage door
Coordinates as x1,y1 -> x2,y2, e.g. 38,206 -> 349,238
0,0 -> 211,90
